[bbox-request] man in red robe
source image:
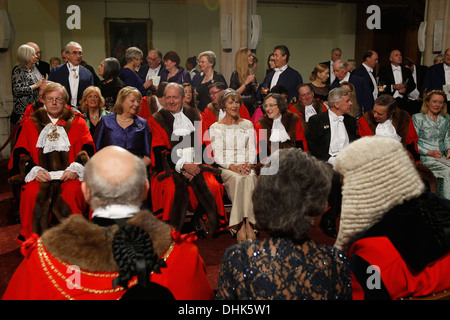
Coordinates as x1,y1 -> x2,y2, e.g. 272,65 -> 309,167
3,146 -> 214,300
357,94 -> 420,161
9,83 -> 95,242
149,83 -> 227,234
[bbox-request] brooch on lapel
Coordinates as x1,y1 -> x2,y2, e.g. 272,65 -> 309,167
138,123 -> 143,129
324,125 -> 330,129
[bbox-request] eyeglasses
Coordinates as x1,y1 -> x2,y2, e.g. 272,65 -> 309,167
147,58 -> 159,62
69,51 -> 83,56
264,103 -> 278,109
45,97 -> 65,104
209,90 -> 222,97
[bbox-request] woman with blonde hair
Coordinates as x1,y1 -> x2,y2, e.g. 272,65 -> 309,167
230,47 -> 258,116
80,86 -> 109,137
94,86 -> 151,167
191,50 -> 227,112
412,89 -> 450,199
309,63 -> 330,102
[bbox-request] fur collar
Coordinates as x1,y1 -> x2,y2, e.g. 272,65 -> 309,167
258,111 -> 299,148
363,108 -> 410,145
41,210 -> 172,272
31,106 -> 75,134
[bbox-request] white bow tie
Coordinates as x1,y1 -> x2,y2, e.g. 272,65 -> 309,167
333,116 -> 344,122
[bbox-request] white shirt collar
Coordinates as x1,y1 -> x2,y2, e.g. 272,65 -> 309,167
91,204 -> 141,220
363,63 -> 373,73
274,64 -> 288,72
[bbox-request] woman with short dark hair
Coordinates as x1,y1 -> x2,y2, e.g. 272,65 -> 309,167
160,51 -> 191,84
216,148 -> 351,300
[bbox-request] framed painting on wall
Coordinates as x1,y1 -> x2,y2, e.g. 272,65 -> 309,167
104,18 -> 152,66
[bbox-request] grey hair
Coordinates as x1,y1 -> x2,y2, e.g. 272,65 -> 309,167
252,148 -> 332,241
16,44 -> 35,68
328,87 -> 349,108
125,46 -> 143,63
83,152 -> 147,209
64,41 -> 82,53
198,50 -> 216,67
333,58 -> 348,70
164,82 -> 185,99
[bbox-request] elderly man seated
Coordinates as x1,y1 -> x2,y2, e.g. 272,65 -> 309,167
9,82 -> 95,241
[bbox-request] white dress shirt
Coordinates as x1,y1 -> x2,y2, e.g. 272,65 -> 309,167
363,63 -> 378,100
145,64 -> 161,81
444,63 -> 450,85
408,65 -> 420,100
328,110 -> 349,166
270,64 -> 288,89
391,64 -> 403,98
67,62 -> 80,107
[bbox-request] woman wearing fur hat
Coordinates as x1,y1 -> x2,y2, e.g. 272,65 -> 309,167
9,82 -> 95,242
334,136 -> 450,300
412,90 -> 450,199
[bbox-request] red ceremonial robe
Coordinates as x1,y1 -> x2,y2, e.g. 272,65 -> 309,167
2,212 -> 214,300
148,106 -> 227,229
10,107 -> 95,241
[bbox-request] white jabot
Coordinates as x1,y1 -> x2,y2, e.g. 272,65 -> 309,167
328,110 -> 349,165
375,119 -> 402,141
172,110 -> 195,137
270,64 -> 288,89
304,105 -> 317,122
218,109 -> 226,121
36,123 -> 71,154
270,115 -> 290,143
91,204 -> 141,220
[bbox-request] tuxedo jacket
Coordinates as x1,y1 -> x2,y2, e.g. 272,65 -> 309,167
378,65 -> 415,98
258,66 -> 303,102
421,63 -> 446,96
137,63 -> 166,80
352,64 -> 377,111
305,109 -> 358,162
48,63 -> 94,107
414,65 -> 428,95
330,72 -> 373,114
35,60 -> 50,78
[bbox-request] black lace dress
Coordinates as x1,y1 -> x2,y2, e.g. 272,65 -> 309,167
216,237 -> 351,300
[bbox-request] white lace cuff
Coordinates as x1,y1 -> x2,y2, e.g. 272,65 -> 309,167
175,158 -> 186,174
24,166 -> 45,183
66,162 -> 85,181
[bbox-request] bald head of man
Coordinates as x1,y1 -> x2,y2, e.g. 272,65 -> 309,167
82,146 -> 149,210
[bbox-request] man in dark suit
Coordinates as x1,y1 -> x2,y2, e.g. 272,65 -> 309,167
26,42 -> 50,78
421,48 -> 450,96
330,59 -> 372,116
257,45 -> 303,103
352,50 -> 379,112
48,41 -> 94,108
306,87 -> 358,237
320,47 -> 342,85
138,49 -> 165,95
378,50 -> 415,113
